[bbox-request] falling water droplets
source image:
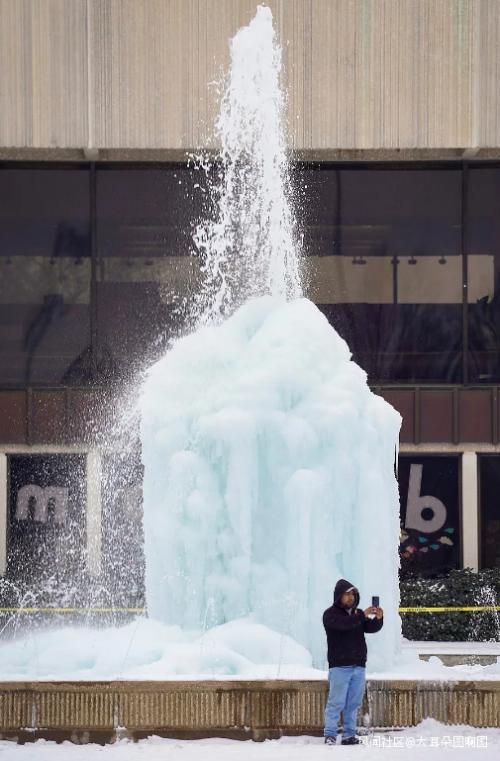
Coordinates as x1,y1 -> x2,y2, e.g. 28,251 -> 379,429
191,5 -> 302,326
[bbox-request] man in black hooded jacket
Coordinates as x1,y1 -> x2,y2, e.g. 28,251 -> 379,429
322,578 -> 383,745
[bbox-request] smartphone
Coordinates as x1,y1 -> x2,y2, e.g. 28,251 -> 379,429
372,596 -> 379,608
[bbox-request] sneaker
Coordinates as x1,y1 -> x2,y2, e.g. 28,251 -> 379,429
324,736 -> 337,745
341,736 -> 361,745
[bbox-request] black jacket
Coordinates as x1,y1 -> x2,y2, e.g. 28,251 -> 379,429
323,578 -> 383,668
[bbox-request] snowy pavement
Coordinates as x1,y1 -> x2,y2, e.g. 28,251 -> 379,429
1,721 -> 499,760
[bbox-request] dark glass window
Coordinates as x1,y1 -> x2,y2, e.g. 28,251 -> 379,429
398,454 -> 461,577
7,454 -> 87,591
95,167 -> 202,378
467,168 -> 500,383
479,455 -> 500,568
302,167 -> 463,383
0,168 -> 91,385
8,162 -> 500,389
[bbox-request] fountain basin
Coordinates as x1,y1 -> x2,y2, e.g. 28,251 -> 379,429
0,678 -> 499,743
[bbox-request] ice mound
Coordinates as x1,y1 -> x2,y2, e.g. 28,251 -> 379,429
141,297 -> 402,669
0,617 -> 317,681
1,617 -> 499,680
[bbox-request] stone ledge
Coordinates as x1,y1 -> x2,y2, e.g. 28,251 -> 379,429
0,679 -> 498,743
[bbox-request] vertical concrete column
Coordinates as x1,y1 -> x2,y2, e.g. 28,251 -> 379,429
461,451 -> 479,571
86,449 -> 102,577
0,453 -> 6,576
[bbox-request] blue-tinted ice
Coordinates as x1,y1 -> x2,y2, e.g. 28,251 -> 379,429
141,296 -> 402,669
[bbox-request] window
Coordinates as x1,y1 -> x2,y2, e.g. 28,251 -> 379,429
4,162 -> 500,389
302,167 -> 463,383
95,166 -> 202,378
398,454 -> 461,576
478,455 -> 500,569
0,168 -> 91,384
467,168 -> 500,383
7,454 -> 87,593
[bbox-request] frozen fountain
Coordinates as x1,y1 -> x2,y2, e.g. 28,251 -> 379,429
140,4 -> 402,672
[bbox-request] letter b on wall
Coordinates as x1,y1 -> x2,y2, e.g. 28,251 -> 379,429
405,464 -> 447,533
398,454 -> 460,573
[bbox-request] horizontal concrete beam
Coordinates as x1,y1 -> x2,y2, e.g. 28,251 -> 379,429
4,148 -> 500,162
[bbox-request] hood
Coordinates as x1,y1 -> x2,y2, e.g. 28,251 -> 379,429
333,578 -> 360,609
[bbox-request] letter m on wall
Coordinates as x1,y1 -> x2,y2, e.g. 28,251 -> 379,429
16,484 -> 69,525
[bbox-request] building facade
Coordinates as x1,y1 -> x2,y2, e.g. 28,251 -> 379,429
1,1 -> 500,603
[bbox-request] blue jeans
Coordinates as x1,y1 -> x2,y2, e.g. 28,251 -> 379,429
324,665 -> 366,738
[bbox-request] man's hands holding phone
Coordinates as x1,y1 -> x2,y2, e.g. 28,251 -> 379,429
363,606 -> 383,619
351,605 -> 383,619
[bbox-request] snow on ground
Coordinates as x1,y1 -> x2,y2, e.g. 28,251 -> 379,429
0,721 -> 499,760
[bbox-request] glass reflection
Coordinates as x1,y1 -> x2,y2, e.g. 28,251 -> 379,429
95,166 -> 204,378
479,455 -> 500,568
467,168 -> 500,383
302,167 -> 463,383
4,163 -> 500,387
0,168 -> 91,385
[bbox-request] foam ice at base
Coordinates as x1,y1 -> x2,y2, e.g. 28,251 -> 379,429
1,617 -> 499,681
140,296 -> 402,671
0,618 -> 316,681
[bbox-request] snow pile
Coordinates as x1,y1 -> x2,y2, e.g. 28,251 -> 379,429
141,296 -> 402,670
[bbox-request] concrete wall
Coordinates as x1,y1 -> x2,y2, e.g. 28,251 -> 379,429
1,0 -> 500,157
0,679 -> 499,741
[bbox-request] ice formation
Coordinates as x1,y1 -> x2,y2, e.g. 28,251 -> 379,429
2,615 -> 500,681
140,5 -> 402,671
141,296 -> 402,668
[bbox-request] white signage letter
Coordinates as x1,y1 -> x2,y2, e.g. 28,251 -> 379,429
405,464 -> 447,534
16,485 -> 69,525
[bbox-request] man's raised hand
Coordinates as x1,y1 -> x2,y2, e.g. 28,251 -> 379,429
364,606 -> 383,618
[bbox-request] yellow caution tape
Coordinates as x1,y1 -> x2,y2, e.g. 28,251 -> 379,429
400,606 -> 500,613
0,607 -> 147,614
0,606 -> 499,614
